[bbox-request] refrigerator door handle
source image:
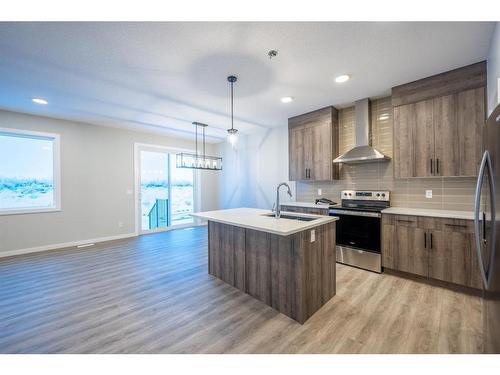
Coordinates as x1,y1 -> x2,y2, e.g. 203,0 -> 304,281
474,150 -> 497,290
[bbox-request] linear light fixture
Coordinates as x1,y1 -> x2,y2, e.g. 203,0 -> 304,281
176,122 -> 222,171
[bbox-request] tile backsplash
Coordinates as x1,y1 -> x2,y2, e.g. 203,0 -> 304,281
296,96 -> 478,211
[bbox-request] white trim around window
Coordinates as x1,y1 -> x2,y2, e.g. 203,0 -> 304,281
0,127 -> 61,215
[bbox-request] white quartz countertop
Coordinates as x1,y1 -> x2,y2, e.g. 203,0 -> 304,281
382,207 -> 474,220
279,201 -> 335,209
192,207 -> 338,236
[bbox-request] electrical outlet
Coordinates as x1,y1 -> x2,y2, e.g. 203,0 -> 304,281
126,189 -> 133,195
310,229 -> 316,242
318,188 -> 322,196
425,190 -> 433,199
118,221 -> 124,228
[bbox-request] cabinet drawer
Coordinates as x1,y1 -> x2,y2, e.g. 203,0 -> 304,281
382,214 -> 418,227
440,218 -> 474,233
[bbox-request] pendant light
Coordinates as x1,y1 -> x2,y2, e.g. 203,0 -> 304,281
176,122 -> 223,170
227,75 -> 238,147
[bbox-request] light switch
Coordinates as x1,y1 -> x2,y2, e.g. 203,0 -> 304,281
318,188 -> 322,196
126,189 -> 133,195
425,190 -> 433,199
311,229 -> 316,242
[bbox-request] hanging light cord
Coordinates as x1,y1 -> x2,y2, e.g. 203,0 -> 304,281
230,80 -> 234,131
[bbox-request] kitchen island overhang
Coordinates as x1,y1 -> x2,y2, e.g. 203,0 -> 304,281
192,208 -> 339,324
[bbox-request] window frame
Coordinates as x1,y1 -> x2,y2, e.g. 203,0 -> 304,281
0,127 -> 61,216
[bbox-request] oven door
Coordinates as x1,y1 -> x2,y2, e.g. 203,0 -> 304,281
330,209 -> 381,253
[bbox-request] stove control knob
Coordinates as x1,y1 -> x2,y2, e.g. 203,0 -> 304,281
381,193 -> 386,197
376,193 -> 380,197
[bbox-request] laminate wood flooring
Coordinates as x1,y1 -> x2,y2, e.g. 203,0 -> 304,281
0,226 -> 483,353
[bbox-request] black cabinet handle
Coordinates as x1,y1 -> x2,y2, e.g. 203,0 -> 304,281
430,158 -> 433,175
436,158 -> 440,175
430,233 -> 433,249
445,223 -> 468,228
424,232 -> 427,248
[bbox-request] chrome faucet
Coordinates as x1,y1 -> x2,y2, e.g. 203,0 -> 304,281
273,182 -> 293,218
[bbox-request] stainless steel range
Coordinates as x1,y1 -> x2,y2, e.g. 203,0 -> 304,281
329,190 -> 390,273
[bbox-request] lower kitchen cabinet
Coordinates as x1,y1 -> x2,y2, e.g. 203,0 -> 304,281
382,214 -> 482,289
382,215 -> 428,277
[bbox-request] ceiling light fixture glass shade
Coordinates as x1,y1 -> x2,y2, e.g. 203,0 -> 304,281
176,122 -> 223,170
32,98 -> 48,105
227,75 -> 238,147
280,96 -> 294,103
334,74 -> 350,83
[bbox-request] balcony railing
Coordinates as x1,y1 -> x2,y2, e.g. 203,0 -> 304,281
148,198 -> 169,229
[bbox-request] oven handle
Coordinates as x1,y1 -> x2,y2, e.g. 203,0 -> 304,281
329,209 -> 381,218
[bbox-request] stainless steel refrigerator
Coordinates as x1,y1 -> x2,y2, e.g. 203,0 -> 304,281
474,102 -> 500,353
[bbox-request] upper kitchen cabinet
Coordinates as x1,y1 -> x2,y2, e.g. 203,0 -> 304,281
288,106 -> 339,181
392,61 -> 486,178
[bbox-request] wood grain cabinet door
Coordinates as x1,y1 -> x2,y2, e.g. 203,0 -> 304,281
289,125 -> 306,181
393,105 -> 414,178
457,87 -> 485,176
383,215 -> 428,276
381,221 -> 396,269
394,100 -> 434,178
288,106 -> 338,181
398,225 -> 428,277
307,121 -> 332,181
433,94 -> 459,177
428,220 -> 483,289
413,99 -> 435,177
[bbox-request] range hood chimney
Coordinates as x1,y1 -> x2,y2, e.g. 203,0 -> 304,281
333,98 -> 390,164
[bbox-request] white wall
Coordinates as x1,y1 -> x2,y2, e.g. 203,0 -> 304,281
0,110 -> 219,254
487,22 -> 500,115
218,126 -> 294,210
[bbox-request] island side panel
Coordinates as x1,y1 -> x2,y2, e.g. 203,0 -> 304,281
208,221 -> 245,288
321,222 -> 336,304
270,234 -> 298,320
294,222 -> 336,323
245,229 -> 272,306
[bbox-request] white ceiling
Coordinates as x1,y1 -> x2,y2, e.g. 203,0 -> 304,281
0,22 -> 495,141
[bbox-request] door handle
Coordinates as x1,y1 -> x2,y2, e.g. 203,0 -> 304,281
482,211 -> 486,243
474,150 -> 496,289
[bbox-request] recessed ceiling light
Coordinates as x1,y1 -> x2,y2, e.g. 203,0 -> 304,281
32,98 -> 48,105
281,96 -> 294,103
379,113 -> 389,120
334,74 -> 350,83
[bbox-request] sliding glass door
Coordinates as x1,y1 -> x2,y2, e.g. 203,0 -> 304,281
138,146 -> 194,233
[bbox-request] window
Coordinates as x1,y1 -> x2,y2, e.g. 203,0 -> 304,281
0,128 -> 60,215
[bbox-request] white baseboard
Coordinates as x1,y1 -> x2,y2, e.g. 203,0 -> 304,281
0,232 -> 138,259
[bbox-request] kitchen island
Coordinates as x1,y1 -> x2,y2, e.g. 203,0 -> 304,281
192,208 -> 338,323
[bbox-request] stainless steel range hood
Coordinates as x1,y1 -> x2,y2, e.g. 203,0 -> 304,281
333,98 -> 390,164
